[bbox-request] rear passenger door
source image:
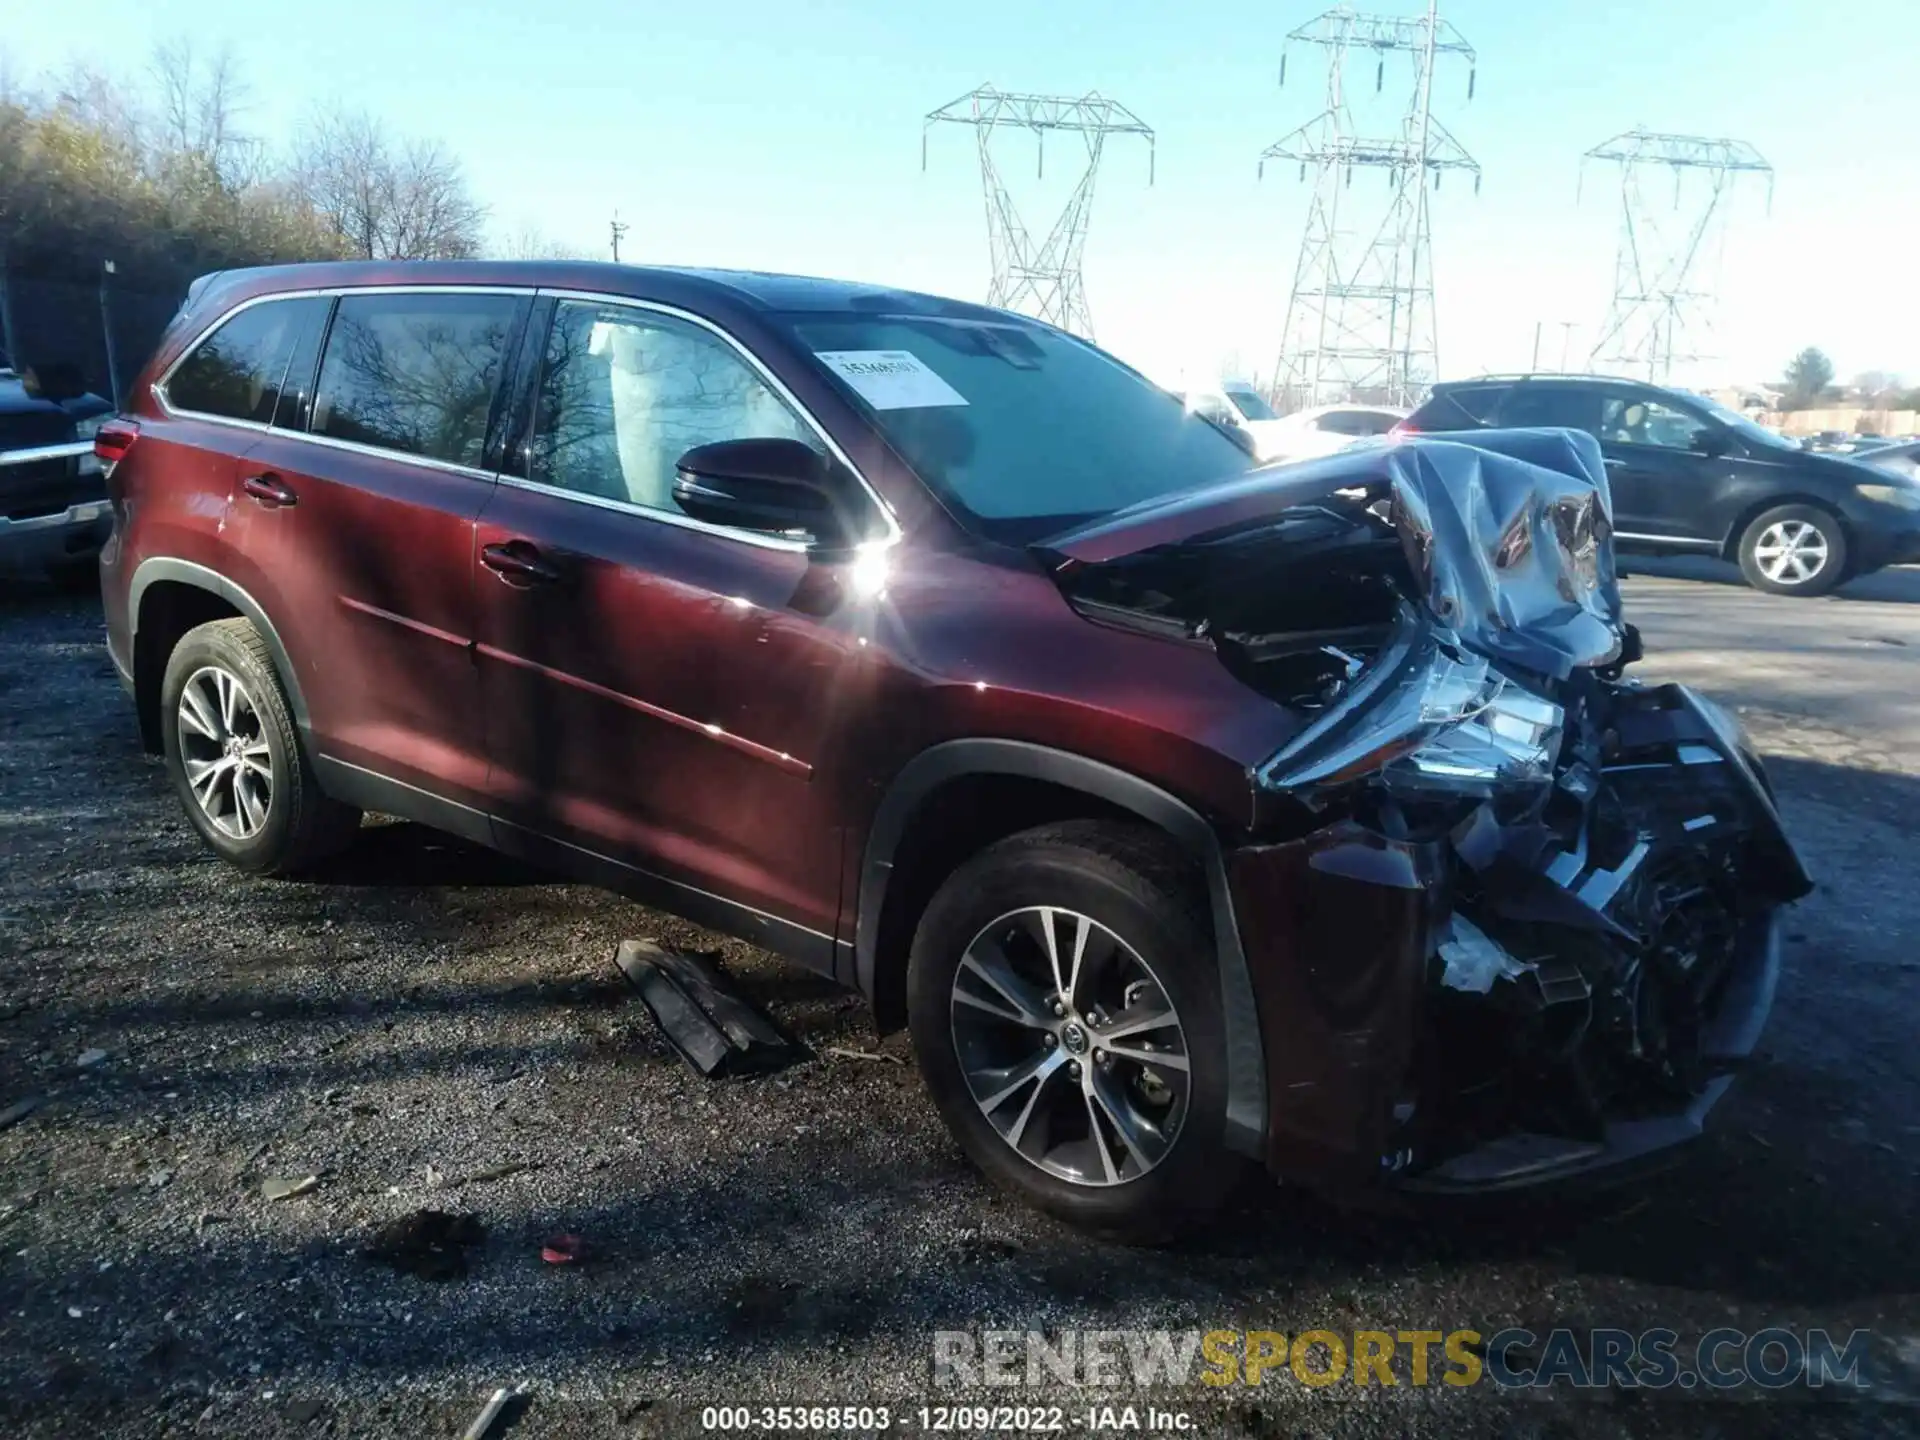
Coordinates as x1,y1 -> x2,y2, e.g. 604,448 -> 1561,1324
237,288 -> 528,821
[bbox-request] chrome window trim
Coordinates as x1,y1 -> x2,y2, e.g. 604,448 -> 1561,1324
154,284 -> 537,421
535,288 -> 901,546
151,281 -> 902,551
492,471 -> 810,552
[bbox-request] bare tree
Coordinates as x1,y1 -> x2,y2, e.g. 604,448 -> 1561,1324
294,108 -> 486,261
151,41 -> 261,188
491,223 -> 591,261
1852,370 -> 1901,404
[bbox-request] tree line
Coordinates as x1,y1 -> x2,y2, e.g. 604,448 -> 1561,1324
1781,348 -> 1920,414
0,43 -> 495,297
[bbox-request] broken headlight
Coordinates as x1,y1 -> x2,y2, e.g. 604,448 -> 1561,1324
1257,620 -> 1563,798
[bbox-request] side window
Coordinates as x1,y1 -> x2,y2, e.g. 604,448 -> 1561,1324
1498,385 -> 1603,433
166,298 -> 321,424
525,301 -> 820,514
1600,396 -> 1710,450
311,292 -> 519,468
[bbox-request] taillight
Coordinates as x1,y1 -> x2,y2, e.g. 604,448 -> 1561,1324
95,418 -> 139,471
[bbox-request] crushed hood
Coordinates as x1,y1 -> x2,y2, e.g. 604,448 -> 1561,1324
1042,429 -> 1624,679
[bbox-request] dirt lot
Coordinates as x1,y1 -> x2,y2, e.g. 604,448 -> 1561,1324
2,563 -> 1918,1439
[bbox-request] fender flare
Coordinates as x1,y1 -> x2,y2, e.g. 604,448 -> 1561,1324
128,557 -> 312,737
855,738 -> 1267,1156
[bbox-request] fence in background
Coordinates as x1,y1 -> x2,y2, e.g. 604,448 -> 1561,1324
0,262 -> 186,408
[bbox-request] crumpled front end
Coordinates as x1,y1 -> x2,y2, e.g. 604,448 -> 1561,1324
1043,429 -> 1813,1193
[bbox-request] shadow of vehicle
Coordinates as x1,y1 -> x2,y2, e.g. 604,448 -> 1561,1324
298,818 -> 549,889
1622,551 -> 1920,603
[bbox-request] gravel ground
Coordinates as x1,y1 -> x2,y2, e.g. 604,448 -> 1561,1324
2,571 -> 1918,1440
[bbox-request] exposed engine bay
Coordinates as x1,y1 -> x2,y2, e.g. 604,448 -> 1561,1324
1044,429 -> 1813,1187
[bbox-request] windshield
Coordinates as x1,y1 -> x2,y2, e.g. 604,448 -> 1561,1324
786,314 -> 1252,540
1697,398 -> 1800,451
1225,387 -> 1277,421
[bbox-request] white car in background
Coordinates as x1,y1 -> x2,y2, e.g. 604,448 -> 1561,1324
1176,384 -> 1406,464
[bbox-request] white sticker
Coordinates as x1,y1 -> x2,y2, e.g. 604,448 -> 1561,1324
813,350 -> 969,410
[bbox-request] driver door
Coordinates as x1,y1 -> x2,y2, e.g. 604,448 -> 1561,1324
1595,394 -> 1725,541
472,296 -> 872,967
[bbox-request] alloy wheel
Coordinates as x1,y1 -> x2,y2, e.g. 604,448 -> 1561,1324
176,665 -> 274,840
949,905 -> 1189,1187
1752,520 -> 1830,586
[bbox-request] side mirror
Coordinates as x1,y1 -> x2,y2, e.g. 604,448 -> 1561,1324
20,361 -> 89,404
672,437 -> 857,548
1694,428 -> 1733,458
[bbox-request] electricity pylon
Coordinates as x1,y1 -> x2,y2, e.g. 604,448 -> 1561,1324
1262,2 -> 1480,410
924,85 -> 1154,339
1582,128 -> 1774,385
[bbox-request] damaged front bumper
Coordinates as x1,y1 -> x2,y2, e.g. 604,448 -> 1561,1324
1234,676 -> 1811,1197
1042,429 -> 1813,1196
1403,907 -> 1779,1193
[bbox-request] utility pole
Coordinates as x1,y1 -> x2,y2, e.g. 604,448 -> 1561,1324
1581,128 -> 1773,385
99,259 -> 121,409
924,85 -> 1154,339
1262,2 -> 1480,411
609,213 -> 629,264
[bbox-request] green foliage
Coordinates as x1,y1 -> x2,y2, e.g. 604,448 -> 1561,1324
0,50 -> 466,292
1781,347 -> 1835,411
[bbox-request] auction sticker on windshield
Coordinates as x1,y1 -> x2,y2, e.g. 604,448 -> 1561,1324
814,350 -> 968,409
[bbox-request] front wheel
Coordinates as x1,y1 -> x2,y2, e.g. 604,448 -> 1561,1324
1737,504 -> 1848,596
906,820 -> 1245,1242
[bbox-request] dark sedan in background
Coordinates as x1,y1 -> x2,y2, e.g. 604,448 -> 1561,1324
1399,373 -> 1920,596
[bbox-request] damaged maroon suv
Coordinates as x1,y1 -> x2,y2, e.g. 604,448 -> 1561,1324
99,261 -> 1810,1239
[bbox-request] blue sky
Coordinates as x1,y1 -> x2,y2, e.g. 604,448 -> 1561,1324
6,0 -> 1915,388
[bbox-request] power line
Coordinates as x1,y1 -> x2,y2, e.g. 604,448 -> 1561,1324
924,84 -> 1154,339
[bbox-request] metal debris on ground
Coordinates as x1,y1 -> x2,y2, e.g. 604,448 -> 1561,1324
823,1046 -> 905,1067
362,1209 -> 486,1281
0,1096 -> 44,1131
261,1174 -> 319,1201
614,938 -> 801,1078
459,1385 -> 526,1440
74,1048 -> 108,1069
540,1233 -> 585,1265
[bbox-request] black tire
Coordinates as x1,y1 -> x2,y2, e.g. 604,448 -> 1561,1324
1736,504 -> 1848,596
907,820 -> 1246,1243
159,618 -> 361,874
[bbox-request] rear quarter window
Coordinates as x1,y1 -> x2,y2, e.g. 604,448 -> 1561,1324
166,298 -> 324,424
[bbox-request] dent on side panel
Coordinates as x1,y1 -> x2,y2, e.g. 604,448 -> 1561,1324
1228,823 -> 1446,1186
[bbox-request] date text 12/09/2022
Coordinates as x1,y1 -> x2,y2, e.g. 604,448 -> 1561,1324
700,1406 -> 1194,1432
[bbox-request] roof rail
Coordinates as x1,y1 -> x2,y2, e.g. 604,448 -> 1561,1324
1446,371 -> 1652,385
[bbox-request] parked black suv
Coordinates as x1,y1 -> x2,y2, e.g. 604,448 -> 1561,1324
0,352 -> 114,582
1400,374 -> 1920,596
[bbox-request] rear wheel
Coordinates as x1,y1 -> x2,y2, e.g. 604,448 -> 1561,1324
1737,504 -> 1847,596
906,820 -> 1245,1242
160,618 -> 360,874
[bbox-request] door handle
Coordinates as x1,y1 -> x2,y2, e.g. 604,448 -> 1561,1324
480,541 -> 563,585
242,474 -> 297,507
1603,457 -> 1626,469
